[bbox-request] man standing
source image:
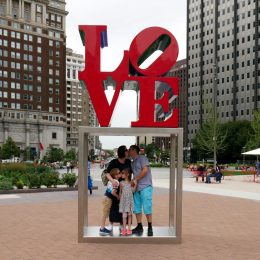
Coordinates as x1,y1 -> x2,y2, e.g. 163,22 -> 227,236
257,161 -> 260,177
129,145 -> 153,236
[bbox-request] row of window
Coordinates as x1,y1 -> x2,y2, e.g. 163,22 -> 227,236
0,83 -> 61,95
0,18 -> 64,40
189,96 -> 259,109
189,108 -> 255,126
0,52 -> 61,69
0,112 -> 63,126
189,84 -> 257,96
0,91 -> 60,103
0,101 -> 60,113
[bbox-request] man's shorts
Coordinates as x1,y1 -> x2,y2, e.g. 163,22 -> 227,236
133,186 -> 153,215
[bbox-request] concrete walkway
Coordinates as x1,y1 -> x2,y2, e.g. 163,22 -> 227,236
153,175 -> 260,201
0,171 -> 260,260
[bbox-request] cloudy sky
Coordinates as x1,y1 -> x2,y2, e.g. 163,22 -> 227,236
66,0 -> 187,149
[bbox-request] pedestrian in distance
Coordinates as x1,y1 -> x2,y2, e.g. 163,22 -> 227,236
87,156 -> 93,195
66,161 -> 71,174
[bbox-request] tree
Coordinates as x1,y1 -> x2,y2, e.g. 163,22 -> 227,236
64,149 -> 77,161
192,107 -> 227,168
1,137 -> 20,159
160,150 -> 170,165
143,143 -> 159,161
43,146 -> 64,163
246,110 -> 260,150
218,120 -> 252,163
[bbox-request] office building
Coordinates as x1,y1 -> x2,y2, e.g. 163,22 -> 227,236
187,0 -> 259,145
66,48 -> 99,152
0,0 -> 67,158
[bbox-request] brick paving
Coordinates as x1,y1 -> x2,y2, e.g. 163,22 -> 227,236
1,187 -> 260,260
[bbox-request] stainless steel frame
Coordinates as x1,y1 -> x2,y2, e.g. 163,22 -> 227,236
78,127 -> 183,244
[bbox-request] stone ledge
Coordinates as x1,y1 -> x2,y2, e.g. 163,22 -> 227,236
0,186 -> 98,194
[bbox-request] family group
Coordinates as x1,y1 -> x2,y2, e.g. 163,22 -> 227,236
99,145 -> 153,237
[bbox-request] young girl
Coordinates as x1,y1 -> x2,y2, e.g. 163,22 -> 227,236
119,168 -> 135,236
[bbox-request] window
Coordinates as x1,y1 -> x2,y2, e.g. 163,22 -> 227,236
52,132 -> 57,139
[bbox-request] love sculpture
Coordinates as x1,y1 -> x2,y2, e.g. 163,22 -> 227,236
78,25 -> 183,244
78,25 -> 179,127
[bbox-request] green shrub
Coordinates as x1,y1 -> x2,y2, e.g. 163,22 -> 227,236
16,180 -> 24,189
12,175 -> 20,186
19,173 -> 30,187
41,172 -> 59,187
0,175 -> 5,181
0,178 -> 13,190
150,163 -> 164,168
36,165 -> 52,174
57,178 -> 65,185
62,173 -> 77,187
0,163 -> 34,179
28,174 -> 41,188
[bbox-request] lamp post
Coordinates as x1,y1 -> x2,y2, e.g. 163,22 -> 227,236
243,146 -> 246,165
213,63 -> 218,170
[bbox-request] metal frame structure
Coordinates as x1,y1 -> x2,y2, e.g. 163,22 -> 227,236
78,127 -> 183,244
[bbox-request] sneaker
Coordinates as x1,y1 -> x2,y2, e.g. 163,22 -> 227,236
105,225 -> 113,232
99,227 -> 111,236
132,225 -> 143,235
147,227 -> 153,237
127,229 -> 132,235
120,228 -> 127,236
119,225 -> 123,232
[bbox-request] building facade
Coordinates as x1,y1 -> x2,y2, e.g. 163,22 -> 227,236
0,0 -> 67,158
66,48 -> 99,153
187,0 -> 259,145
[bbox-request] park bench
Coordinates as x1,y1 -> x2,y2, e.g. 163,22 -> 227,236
191,170 -> 206,182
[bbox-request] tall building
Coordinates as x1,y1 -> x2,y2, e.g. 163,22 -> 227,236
0,0 -> 67,158
66,48 -> 99,152
187,0 -> 259,145
154,59 -> 188,150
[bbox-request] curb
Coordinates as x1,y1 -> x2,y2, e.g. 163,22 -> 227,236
0,186 -> 98,194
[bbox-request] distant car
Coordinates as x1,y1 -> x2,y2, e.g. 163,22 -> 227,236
2,157 -> 21,163
24,160 -> 34,164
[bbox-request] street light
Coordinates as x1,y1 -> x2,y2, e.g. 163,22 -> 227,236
243,146 -> 246,165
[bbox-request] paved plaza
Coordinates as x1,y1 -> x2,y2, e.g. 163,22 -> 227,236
0,166 -> 260,260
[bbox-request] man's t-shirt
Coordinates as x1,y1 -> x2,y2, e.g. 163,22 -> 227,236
131,155 -> 152,191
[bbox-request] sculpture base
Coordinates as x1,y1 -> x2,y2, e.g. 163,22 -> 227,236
79,226 -> 179,244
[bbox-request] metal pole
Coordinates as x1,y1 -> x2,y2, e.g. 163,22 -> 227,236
169,134 -> 176,227
175,129 -> 183,242
78,129 -> 89,242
